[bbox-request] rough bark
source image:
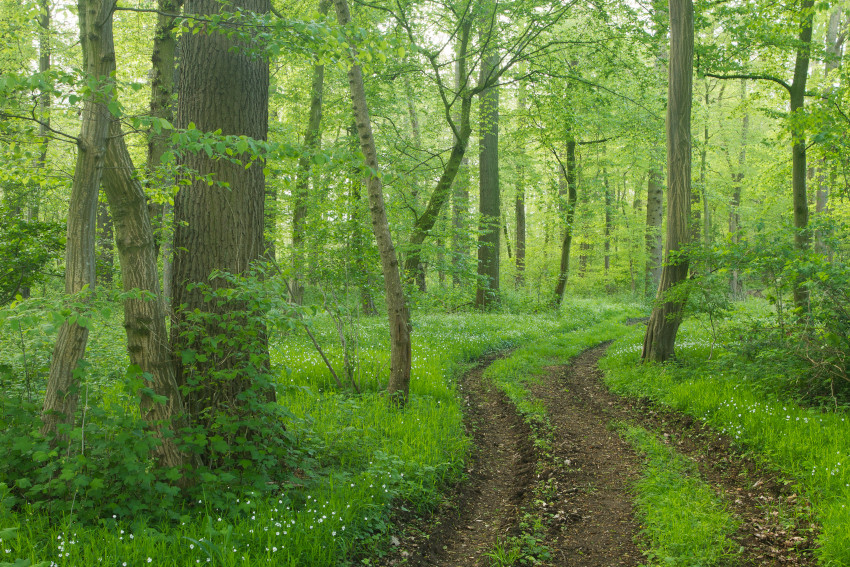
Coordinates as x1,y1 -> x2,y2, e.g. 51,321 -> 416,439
645,163 -> 664,297
41,0 -> 114,438
334,0 -> 411,404
553,140 -> 577,306
642,0 -> 693,363
171,0 -> 273,430
475,49 -> 501,309
292,0 -> 330,305
102,120 -> 188,469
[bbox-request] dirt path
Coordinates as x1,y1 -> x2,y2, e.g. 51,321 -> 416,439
377,343 -> 819,567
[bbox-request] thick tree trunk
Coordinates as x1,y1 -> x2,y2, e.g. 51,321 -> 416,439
553,140 -> 577,306
102,120 -> 187,469
41,0 -> 114,438
642,0 -> 694,363
789,0 -> 815,315
334,0 -> 411,403
475,49 -> 501,309
171,0 -> 273,433
292,0 -> 330,305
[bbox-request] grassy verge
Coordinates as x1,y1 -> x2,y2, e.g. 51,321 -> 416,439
618,424 -> 740,566
600,318 -> 850,565
0,308 -> 574,566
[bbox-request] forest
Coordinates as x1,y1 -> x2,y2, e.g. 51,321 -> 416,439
1,0 -> 849,563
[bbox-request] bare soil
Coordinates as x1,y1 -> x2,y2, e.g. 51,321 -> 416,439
375,342 -> 819,567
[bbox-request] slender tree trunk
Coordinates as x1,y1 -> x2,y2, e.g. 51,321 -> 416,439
603,165 -> 612,274
475,48 -> 501,309
102,120 -> 188,470
171,0 -> 274,435
515,164 -> 526,288
292,0 -> 330,304
699,80 -> 711,248
790,0 -> 815,315
642,0 -> 694,363
96,198 -> 113,285
553,140 -> 577,306
41,0 -> 114,438
452,43 -> 471,287
334,0 -> 411,403
730,79 -> 748,297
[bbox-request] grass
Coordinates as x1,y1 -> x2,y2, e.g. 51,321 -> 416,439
618,424 -> 740,567
0,300 -> 579,566
600,312 -> 850,566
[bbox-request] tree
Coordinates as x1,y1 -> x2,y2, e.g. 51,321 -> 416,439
476,44 -> 500,308
334,0 -> 412,404
170,0 -> 274,437
41,0 -> 115,438
642,0 -> 694,363
553,140 -> 577,306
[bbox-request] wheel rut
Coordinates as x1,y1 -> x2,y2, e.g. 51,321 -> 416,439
377,341 -> 819,567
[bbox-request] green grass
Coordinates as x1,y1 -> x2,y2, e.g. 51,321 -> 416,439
618,424 -> 740,567
0,302 -> 585,566
600,316 -> 850,566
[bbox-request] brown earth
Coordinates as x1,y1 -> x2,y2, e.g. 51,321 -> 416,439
375,341 -> 819,567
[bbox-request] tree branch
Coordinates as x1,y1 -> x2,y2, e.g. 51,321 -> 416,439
703,72 -> 791,93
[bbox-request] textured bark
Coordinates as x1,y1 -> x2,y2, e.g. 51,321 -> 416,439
730,79 -> 748,297
334,0 -> 411,403
790,0 -> 815,315
171,0 -> 273,429
41,0 -> 114,437
102,120 -> 187,469
146,0 -> 183,305
553,140 -> 577,306
292,0 -> 330,305
475,49 -> 501,309
645,163 -> 664,297
642,0 -> 693,363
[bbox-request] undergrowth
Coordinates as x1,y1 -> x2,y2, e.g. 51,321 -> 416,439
600,310 -> 850,565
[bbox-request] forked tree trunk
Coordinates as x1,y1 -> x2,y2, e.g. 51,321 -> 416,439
334,0 -> 411,403
102,120 -> 188,469
41,0 -> 114,438
642,0 -> 694,363
475,48 -> 501,309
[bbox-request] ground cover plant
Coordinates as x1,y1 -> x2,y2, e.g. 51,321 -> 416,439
0,294 -> 573,566
600,306 -> 850,565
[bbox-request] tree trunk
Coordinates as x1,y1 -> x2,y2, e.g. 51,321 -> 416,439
475,49 -> 501,309
41,0 -> 114,438
96,198 -> 113,285
102,120 -> 188,470
642,0 -> 694,363
730,79 -> 747,297
789,0 -> 815,315
452,43 -> 472,287
553,140 -> 577,306
515,164 -> 526,288
171,0 -> 273,435
645,163 -> 664,297
334,0 -> 411,404
603,164 -> 612,274
292,0 -> 330,305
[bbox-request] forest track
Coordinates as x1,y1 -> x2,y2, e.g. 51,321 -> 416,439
376,342 -> 819,567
